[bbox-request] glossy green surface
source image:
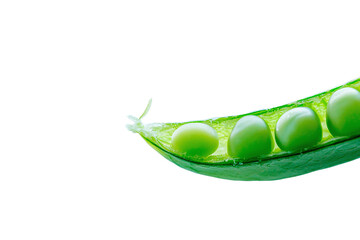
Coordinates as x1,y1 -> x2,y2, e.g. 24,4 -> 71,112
128,78 -> 360,180
145,136 -> 360,181
227,115 -> 273,161
171,123 -> 219,158
275,107 -> 322,152
326,87 -> 360,137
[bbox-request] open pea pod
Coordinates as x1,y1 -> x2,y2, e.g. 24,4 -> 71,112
128,78 -> 360,181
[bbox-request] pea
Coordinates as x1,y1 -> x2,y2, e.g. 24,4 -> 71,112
227,115 -> 273,161
326,87 -> 360,137
275,107 -> 322,152
171,123 -> 219,158
129,78 -> 360,180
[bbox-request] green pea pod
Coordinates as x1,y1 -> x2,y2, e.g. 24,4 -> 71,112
127,78 -> 360,181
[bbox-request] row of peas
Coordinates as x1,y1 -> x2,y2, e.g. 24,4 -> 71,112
171,87 -> 360,161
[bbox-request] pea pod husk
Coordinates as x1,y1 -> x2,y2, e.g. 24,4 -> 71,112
128,78 -> 360,181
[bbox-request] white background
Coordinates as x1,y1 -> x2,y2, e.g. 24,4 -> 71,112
1,1 -> 360,239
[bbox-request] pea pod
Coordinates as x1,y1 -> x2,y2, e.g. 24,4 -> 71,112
127,78 -> 360,181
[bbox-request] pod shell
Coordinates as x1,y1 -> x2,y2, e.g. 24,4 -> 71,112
129,78 -> 360,181
145,136 -> 360,181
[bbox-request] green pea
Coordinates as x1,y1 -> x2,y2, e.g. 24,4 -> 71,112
129,78 -> 360,180
326,87 -> 360,137
275,107 -> 322,152
227,115 -> 273,161
171,123 -> 219,158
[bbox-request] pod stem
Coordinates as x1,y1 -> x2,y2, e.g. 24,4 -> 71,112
139,98 -> 152,120
126,99 -> 152,133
